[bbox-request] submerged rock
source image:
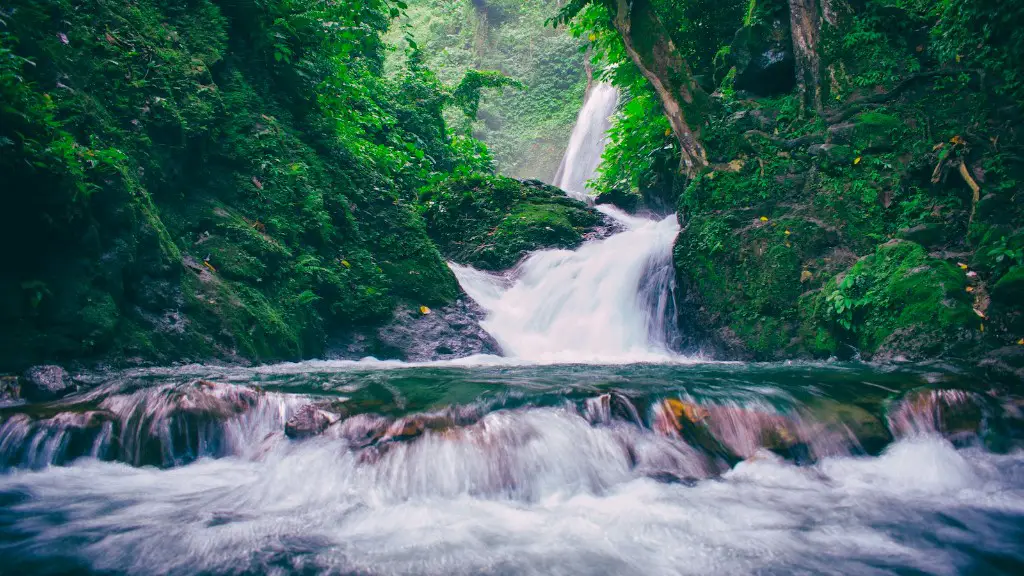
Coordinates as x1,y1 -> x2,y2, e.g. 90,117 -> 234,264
20,365 -> 76,402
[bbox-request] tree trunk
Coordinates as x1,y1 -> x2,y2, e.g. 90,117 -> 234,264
789,0 -> 848,113
611,0 -> 707,177
788,0 -> 825,113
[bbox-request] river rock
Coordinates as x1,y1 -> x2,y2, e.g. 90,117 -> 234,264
285,404 -> 342,439
20,365 -> 76,401
328,297 -> 500,362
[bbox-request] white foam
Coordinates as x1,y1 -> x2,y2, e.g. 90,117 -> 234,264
2,432 -> 1021,575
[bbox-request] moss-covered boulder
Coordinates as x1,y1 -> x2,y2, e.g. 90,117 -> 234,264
804,240 -> 979,360
421,174 -> 601,270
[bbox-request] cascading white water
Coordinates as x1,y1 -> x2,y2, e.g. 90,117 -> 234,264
552,82 -> 619,200
453,79 -> 682,363
453,207 -> 681,363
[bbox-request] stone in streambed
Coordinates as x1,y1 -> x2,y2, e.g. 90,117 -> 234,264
285,404 -> 343,439
20,365 -> 76,402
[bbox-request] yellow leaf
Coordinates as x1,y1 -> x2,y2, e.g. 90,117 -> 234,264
1017,338 -> 1024,345
664,128 -> 671,137
419,305 -> 431,315
785,242 -> 792,248
957,262 -> 968,270
955,54 -> 962,62
965,286 -> 974,292
800,270 -> 813,283
853,157 -> 861,165
759,216 -> 768,222
784,229 -> 791,236
203,261 -> 216,273
588,33 -> 597,42
341,260 -> 351,268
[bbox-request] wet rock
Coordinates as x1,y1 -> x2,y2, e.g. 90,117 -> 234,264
980,345 -> 1024,383
328,297 -> 500,362
888,388 -> 984,441
285,404 -> 342,439
0,376 -> 20,403
20,365 -> 76,402
101,380 -> 262,467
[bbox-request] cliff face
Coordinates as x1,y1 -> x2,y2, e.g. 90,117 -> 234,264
0,0 -> 473,371
667,0 -> 1024,366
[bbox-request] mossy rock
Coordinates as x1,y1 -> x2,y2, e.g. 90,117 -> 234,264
992,266 -> 1024,306
852,112 -> 903,152
422,174 -> 600,270
808,240 -> 978,360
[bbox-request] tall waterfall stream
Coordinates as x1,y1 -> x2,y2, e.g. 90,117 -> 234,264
1,81 -> 1023,575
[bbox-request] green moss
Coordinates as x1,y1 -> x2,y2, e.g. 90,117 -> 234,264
422,174 -> 600,270
852,112 -> 902,152
992,266 -> 1024,305
810,240 -> 977,358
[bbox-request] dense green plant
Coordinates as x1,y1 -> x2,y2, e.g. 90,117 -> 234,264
0,0 -> 522,371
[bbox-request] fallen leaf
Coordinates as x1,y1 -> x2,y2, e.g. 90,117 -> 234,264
966,271 -> 978,278
419,306 -> 431,315
340,260 -> 351,268
1017,338 -> 1024,345
973,308 -> 985,318
759,216 -> 769,222
965,286 -> 974,292
251,176 -> 263,190
853,157 -> 862,165
800,270 -> 813,283
58,32 -> 69,45
784,229 -> 791,236
957,262 -> 968,270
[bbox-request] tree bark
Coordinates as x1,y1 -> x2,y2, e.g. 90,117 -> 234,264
788,0 -> 849,114
788,0 -> 825,113
611,0 -> 707,177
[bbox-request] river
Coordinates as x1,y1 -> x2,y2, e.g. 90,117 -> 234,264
1,80 -> 1023,575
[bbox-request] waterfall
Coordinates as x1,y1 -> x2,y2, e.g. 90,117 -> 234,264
453,207 -> 680,363
553,82 -> 619,200
453,80 -> 681,363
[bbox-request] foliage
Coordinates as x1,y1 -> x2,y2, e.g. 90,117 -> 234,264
390,0 -> 588,180
0,0 -> 507,371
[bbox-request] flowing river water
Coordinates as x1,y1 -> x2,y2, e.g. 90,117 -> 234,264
2,82 -> 1024,575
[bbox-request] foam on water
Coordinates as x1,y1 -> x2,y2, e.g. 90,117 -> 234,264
1,427 -> 1021,575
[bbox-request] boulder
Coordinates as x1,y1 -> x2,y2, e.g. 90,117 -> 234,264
328,297 -> 501,362
898,223 -> 946,248
20,365 -> 76,402
285,404 -> 342,439
980,345 -> 1024,383
729,20 -> 796,96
